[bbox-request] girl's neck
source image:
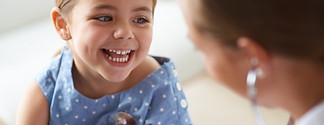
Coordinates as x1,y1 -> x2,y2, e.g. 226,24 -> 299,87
72,63 -> 133,99
71,56 -> 161,99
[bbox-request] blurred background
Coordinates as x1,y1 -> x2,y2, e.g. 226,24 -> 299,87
0,0 -> 289,125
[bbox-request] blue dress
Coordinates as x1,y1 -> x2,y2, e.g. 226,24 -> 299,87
36,47 -> 192,125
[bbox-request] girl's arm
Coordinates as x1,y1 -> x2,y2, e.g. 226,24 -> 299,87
16,81 -> 49,125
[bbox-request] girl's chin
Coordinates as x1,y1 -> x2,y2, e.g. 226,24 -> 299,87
107,78 -> 127,83
102,72 -> 131,83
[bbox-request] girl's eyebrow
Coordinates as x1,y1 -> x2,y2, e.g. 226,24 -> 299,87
93,4 -> 116,11
133,6 -> 152,13
92,5 -> 151,13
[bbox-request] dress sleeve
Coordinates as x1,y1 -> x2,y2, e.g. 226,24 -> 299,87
34,54 -> 62,105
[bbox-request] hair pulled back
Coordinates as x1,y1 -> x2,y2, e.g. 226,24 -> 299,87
195,0 -> 324,62
55,0 -> 157,13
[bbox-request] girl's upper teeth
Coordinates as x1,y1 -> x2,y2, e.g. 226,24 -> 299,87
108,49 -> 131,55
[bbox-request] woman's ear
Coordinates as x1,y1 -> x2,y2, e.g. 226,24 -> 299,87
51,7 -> 71,40
237,37 -> 271,75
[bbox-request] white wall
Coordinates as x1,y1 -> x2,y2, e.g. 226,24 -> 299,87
0,0 -> 53,34
0,0 -> 175,34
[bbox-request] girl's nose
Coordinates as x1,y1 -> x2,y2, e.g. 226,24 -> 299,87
113,25 -> 135,40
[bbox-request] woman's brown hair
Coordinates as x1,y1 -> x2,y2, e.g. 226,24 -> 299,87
195,0 -> 324,62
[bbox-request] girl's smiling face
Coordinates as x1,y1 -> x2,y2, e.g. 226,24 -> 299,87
65,0 -> 153,82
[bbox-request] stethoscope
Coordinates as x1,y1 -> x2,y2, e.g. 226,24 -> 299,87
247,68 -> 293,125
114,112 -> 136,125
247,66 -> 267,125
114,66 -> 272,125
114,67 -> 268,125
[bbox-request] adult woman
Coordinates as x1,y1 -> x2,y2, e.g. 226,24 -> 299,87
179,0 -> 324,125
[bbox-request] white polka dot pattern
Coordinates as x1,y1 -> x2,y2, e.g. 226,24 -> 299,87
181,99 -> 188,108
35,47 -> 192,124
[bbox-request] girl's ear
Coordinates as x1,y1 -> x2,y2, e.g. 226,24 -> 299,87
51,7 -> 71,40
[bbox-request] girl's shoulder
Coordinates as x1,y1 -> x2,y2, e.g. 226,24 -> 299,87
35,47 -> 73,103
16,81 -> 49,124
142,56 -> 161,73
131,56 -> 175,82
127,56 -> 161,87
136,56 -> 174,74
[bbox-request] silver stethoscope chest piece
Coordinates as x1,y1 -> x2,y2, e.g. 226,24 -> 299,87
114,112 -> 136,125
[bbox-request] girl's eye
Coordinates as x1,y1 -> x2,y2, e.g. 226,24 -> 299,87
95,16 -> 113,22
133,17 -> 149,24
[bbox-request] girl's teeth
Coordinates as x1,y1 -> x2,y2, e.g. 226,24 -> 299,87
107,55 -> 129,63
104,49 -> 131,63
116,50 -> 121,55
108,49 -> 131,55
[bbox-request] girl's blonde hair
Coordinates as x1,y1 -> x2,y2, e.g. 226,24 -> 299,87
55,0 -> 158,13
194,0 -> 324,62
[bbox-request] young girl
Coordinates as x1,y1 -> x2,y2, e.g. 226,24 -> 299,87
17,0 -> 192,124
180,0 -> 324,125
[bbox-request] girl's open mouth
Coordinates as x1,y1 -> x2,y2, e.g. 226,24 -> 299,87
101,48 -> 134,66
